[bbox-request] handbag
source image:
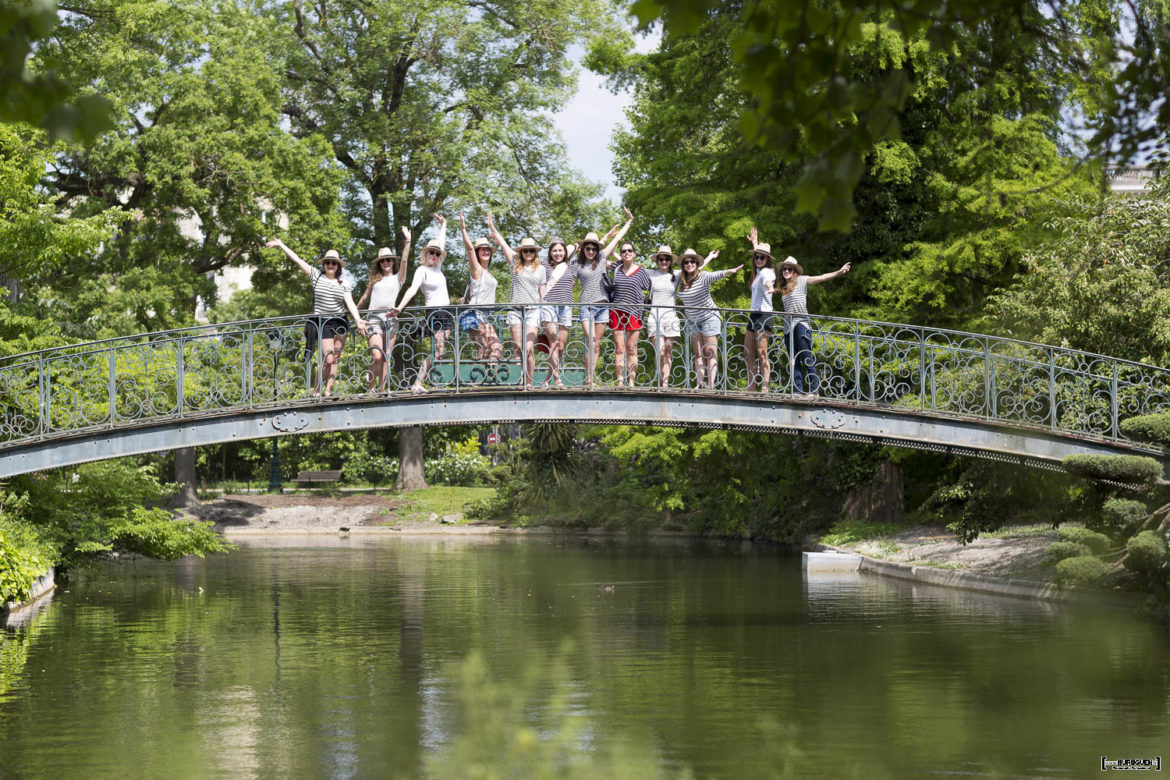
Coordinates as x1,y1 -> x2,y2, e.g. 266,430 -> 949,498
600,267 -> 617,302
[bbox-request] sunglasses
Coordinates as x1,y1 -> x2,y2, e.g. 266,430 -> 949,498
781,267 -> 796,273
521,248 -> 536,254
681,259 -> 698,265
620,248 -> 635,255
323,260 -> 339,266
753,254 -> 769,261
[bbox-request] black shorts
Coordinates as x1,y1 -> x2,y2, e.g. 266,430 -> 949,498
425,308 -> 455,334
306,315 -> 352,340
747,312 -> 775,333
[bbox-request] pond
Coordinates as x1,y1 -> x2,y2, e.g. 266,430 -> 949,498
1,535 -> 1167,778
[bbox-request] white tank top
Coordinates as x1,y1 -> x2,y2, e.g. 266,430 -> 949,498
367,274 -> 402,311
467,270 -> 498,306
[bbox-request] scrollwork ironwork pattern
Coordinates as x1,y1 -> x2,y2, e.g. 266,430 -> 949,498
0,305 -> 1166,450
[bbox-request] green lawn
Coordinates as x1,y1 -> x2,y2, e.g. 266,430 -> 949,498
383,486 -> 496,524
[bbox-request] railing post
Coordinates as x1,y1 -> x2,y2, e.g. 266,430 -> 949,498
453,306 -> 462,390
1048,350 -> 1057,430
244,327 -> 253,410
176,334 -> 185,418
984,339 -> 995,420
108,348 -> 117,427
719,310 -> 728,393
37,359 -> 47,438
1111,361 -> 1120,440
853,325 -> 861,402
919,331 -> 926,411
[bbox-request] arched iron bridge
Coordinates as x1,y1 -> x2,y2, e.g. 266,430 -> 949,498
1,306 -> 1167,479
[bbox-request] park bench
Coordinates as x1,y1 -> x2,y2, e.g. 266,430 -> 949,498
295,469 -> 342,486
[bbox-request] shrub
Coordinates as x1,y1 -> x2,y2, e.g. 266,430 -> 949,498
1100,498 -> 1149,538
1057,527 -> 1113,554
1054,555 -> 1109,587
1123,531 -> 1168,575
0,528 -> 52,604
1120,412 -> 1170,448
426,438 -> 492,487
1046,541 -> 1092,565
342,451 -> 398,485
1062,454 -> 1163,484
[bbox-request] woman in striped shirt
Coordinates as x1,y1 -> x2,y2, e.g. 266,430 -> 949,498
487,211 -> 547,388
609,241 -> 652,387
265,239 -> 368,397
541,238 -> 575,387
676,248 -> 741,389
771,255 -> 851,397
572,208 -> 633,387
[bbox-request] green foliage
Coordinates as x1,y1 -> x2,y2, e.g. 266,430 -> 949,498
922,461 -> 1072,543
1053,555 -> 1110,588
1045,541 -> 1092,566
820,519 -> 900,546
1120,412 -> 1170,449
1100,498 -> 1150,539
10,460 -> 230,571
1057,527 -> 1113,555
426,438 -> 492,487
991,185 -> 1170,365
341,451 -> 398,486
1123,531 -> 1168,575
0,0 -> 112,141
1062,454 -> 1164,484
0,526 -> 51,604
632,0 -> 1167,232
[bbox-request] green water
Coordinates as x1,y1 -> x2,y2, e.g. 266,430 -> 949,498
1,535 -> 1167,778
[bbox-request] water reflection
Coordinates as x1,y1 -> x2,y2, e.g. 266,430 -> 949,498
0,535 -> 1166,778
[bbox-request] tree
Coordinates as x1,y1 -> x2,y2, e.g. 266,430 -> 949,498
629,0 -> 1168,231
0,0 -> 111,141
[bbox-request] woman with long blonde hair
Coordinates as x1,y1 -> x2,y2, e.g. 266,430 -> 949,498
488,211 -> 547,388
770,254 -> 851,397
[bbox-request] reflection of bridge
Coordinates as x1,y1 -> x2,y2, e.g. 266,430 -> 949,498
1,306 -> 1167,479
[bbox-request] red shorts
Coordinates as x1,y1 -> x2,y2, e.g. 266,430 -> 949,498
609,310 -> 643,331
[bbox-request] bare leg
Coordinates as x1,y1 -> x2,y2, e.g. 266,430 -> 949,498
691,333 -> 706,388
323,333 -> 347,396
744,330 -> 758,391
612,329 -> 628,385
554,325 -> 569,387
544,321 -> 560,386
625,329 -> 641,387
658,336 -> 674,388
383,334 -> 398,390
585,321 -> 606,387
702,335 -> 718,389
757,332 -> 771,391
367,331 -> 385,392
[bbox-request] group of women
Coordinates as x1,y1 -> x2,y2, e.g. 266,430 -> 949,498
265,214 -> 850,396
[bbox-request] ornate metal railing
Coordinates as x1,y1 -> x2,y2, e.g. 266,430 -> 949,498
1,304 -> 1168,449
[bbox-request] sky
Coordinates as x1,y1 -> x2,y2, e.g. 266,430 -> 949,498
552,33 -> 660,203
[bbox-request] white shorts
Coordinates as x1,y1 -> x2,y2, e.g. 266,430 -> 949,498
541,304 -> 573,328
646,309 -> 681,339
365,314 -> 400,336
506,307 -> 542,329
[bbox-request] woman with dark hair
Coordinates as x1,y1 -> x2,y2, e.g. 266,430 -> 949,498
572,208 -> 633,387
458,213 -> 501,365
265,239 -> 368,397
487,211 -> 547,388
646,246 -> 682,388
608,240 -> 651,387
744,226 -> 777,392
540,237 -> 575,387
676,248 -> 740,390
390,214 -> 451,394
356,227 -> 411,393
771,254 -> 851,397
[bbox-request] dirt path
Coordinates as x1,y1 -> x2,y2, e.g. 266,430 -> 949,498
187,493 -> 451,531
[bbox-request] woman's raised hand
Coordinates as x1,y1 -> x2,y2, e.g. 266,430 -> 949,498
401,225 -> 411,241
747,226 -> 758,245
623,206 -> 633,221
433,212 -> 446,226
458,212 -> 467,229
264,239 -> 283,249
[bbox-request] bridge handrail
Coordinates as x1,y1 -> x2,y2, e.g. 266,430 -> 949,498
1,306 -> 1167,379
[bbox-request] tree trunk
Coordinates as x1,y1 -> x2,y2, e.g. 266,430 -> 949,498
396,426 -> 428,491
842,458 -> 904,524
171,446 -> 201,507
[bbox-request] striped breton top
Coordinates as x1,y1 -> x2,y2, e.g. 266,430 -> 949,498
310,268 -> 352,316
574,258 -> 609,304
779,275 -> 810,330
608,261 -> 650,315
676,270 -> 730,317
510,263 -> 547,306
542,262 -> 577,304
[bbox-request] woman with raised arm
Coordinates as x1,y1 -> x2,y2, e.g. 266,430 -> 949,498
265,239 -> 367,397
356,227 -> 411,393
488,211 -> 546,388
458,213 -> 501,367
744,226 -> 777,392
572,208 -> 633,387
646,246 -> 682,388
676,248 -> 742,390
608,240 -> 651,387
390,214 -> 451,394
771,255 -> 851,398
540,237 -> 575,387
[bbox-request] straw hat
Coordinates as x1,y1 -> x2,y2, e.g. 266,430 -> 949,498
321,249 -> 346,268
778,255 -> 804,275
420,238 -> 446,260
677,248 -> 703,263
652,245 -> 676,263
752,243 -> 775,262
516,237 -> 543,253
472,237 -> 493,251
375,246 -> 398,261
579,232 -> 602,250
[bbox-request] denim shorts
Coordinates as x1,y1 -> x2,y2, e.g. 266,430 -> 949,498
747,312 -> 775,332
459,310 -> 484,331
542,304 -> 573,328
686,313 -> 721,337
506,307 -> 542,329
365,314 -> 400,336
580,304 -> 609,325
